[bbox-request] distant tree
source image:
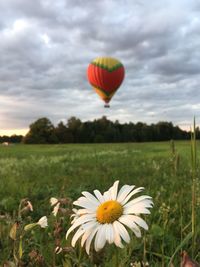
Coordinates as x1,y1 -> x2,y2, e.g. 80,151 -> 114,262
196,126 -> 200,139
24,117 -> 58,144
10,135 -> 23,143
133,122 -> 145,142
55,122 -> 74,143
0,136 -> 8,143
0,135 -> 23,143
78,122 -> 94,143
67,117 -> 82,143
156,121 -> 174,140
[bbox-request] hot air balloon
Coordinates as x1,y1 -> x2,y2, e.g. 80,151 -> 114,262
87,57 -> 125,107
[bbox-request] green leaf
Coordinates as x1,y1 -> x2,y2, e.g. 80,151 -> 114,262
150,224 -> 164,238
62,259 -> 72,267
19,236 -> 23,259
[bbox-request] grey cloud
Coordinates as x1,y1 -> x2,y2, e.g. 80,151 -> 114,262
152,54 -> 200,76
0,0 -> 200,132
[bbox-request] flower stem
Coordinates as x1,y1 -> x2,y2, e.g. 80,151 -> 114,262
143,234 -> 147,265
115,248 -> 119,267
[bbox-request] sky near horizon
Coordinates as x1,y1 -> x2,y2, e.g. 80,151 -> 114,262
0,0 -> 200,135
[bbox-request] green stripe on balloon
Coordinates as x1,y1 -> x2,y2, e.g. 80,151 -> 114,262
91,62 -> 123,72
90,83 -> 117,97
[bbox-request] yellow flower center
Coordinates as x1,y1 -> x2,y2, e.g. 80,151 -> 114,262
96,200 -> 123,224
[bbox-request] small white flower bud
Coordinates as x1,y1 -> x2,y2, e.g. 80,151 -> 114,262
37,216 -> 48,228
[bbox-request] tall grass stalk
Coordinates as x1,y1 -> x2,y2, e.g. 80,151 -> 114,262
143,235 -> 147,266
168,232 -> 193,266
191,117 -> 197,257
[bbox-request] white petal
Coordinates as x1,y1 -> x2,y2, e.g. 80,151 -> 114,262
52,202 -> 60,216
103,191 -> 112,201
74,196 -> 97,206
81,230 -> 92,247
109,181 -> 119,200
50,197 -> 58,206
81,222 -> 98,247
93,190 -> 105,203
94,225 -> 107,251
114,221 -> 130,243
82,221 -> 98,231
113,221 -> 124,248
72,208 -> 78,213
118,215 -> 141,237
117,185 -> 135,203
130,215 -> 148,230
71,217 -> 77,224
37,216 -> 48,228
121,187 -> 144,205
85,225 -> 100,254
105,224 -> 114,244
71,227 -> 85,247
82,191 -> 100,206
66,214 -> 95,239
123,195 -> 152,209
73,198 -> 97,211
132,224 -> 141,237
77,209 -> 90,215
124,199 -> 153,215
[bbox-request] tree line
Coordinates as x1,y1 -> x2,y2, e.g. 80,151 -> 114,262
1,116 -> 198,144
16,116 -> 197,144
0,135 -> 23,144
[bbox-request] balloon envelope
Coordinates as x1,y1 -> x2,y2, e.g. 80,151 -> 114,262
87,57 -> 125,105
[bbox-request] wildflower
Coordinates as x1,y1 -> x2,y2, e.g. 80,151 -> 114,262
19,199 -> 33,214
66,181 -> 153,254
37,216 -> 48,228
130,262 -> 149,267
50,197 -> 58,206
24,216 -> 48,231
52,202 -> 60,217
27,201 -> 33,212
55,246 -> 63,254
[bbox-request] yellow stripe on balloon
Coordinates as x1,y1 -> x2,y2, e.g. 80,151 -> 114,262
92,57 -> 122,71
94,87 -> 115,103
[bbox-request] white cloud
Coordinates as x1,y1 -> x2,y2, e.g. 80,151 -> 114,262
40,33 -> 50,45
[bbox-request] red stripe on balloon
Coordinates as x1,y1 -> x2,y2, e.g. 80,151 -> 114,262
87,64 -> 125,93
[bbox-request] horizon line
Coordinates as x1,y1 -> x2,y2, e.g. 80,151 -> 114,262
0,122 -> 193,137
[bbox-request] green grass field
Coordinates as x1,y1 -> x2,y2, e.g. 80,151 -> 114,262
0,142 -> 199,266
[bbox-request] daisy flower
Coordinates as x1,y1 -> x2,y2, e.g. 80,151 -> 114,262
66,181 -> 153,254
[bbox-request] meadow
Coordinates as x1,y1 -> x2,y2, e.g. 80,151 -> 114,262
0,141 -> 199,266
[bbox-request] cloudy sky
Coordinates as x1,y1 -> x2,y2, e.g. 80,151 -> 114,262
0,0 -> 200,135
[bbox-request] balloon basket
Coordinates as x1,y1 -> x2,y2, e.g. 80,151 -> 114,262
104,104 -> 110,108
